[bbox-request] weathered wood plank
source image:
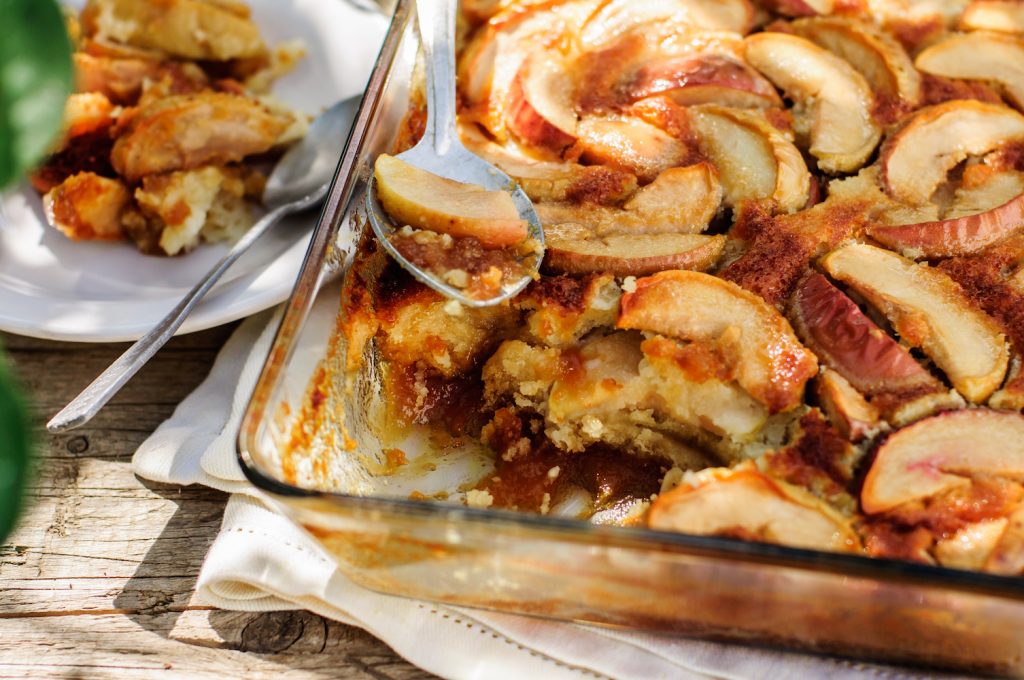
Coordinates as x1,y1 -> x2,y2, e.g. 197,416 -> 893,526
0,329 -> 433,679
0,611 -> 434,679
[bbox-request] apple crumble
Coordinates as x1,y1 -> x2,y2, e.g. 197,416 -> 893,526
296,0 -> 1024,575
33,0 -> 308,256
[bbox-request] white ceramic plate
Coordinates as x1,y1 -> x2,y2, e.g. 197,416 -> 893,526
0,0 -> 387,342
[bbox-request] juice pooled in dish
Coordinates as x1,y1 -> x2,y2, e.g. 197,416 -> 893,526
374,154 -> 540,300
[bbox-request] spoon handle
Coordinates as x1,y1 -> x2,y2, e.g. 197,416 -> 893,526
47,201 -> 300,433
416,0 -> 459,155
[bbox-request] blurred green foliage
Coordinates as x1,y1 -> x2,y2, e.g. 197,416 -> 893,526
0,0 -> 74,187
0,0 -> 73,542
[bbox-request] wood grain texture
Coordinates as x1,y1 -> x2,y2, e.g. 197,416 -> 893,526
0,329 -> 434,679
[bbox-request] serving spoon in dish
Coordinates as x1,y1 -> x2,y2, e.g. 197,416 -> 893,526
47,95 -> 362,434
364,0 -> 544,307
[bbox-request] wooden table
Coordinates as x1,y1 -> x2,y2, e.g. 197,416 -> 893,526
0,328 -> 433,679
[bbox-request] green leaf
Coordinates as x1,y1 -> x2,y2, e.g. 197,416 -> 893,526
0,0 -> 74,189
0,348 -> 31,544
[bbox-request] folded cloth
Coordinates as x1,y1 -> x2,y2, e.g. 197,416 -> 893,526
133,291 -> 966,680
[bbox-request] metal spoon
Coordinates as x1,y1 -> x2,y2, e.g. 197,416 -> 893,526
46,95 -> 362,434
365,0 -> 543,308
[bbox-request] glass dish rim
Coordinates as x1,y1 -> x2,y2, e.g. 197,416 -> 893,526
236,0 -> 1024,605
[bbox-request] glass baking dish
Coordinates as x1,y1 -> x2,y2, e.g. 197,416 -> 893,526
237,1 -> 1024,674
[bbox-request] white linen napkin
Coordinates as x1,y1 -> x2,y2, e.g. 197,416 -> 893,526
132,291 -> 966,680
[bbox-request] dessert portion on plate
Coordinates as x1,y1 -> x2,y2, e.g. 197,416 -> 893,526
33,0 -> 308,256
293,0 -> 1024,575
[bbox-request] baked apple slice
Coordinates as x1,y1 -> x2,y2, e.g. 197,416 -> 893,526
625,54 -> 783,110
574,115 -> 693,183
689,104 -> 811,212
536,162 -> 722,236
934,518 -> 1011,571
790,16 -> 921,121
789,272 -> 955,423
578,0 -> 754,48
861,409 -> 1024,514
879,100 -> 1024,205
373,154 -> 528,248
457,0 -> 600,140
986,505 -> 1024,575
617,270 -> 818,412
759,0 -> 835,17
649,465 -> 860,552
960,1 -> 1024,33
867,171 -> 1024,257
821,243 -> 1009,403
505,52 -> 578,154
915,31 -> 1024,110
744,32 -> 881,172
815,369 -> 882,442
459,123 -> 638,204
545,225 -> 725,276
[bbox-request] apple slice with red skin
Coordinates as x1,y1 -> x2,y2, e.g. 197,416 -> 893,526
457,0 -> 601,141
916,31 -> 1024,110
505,52 -> 578,154
689,104 -> 810,212
861,409 -> 1024,515
617,270 -> 818,412
960,1 -> 1024,34
821,243 -> 1009,403
744,32 -> 880,173
790,16 -> 921,123
649,465 -> 860,552
544,225 -> 725,276
789,273 -> 951,419
879,100 -> 1024,205
867,185 -> 1024,258
624,54 -> 782,109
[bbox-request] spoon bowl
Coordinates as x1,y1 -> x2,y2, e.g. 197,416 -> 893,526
365,0 -> 543,307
